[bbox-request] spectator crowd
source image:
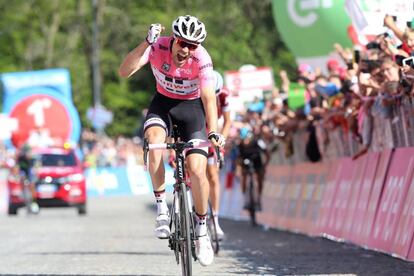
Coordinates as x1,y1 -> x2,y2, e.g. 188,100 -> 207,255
225,14 -> 414,166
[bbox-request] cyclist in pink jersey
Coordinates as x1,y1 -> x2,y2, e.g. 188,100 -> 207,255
119,15 -> 225,266
207,70 -> 231,240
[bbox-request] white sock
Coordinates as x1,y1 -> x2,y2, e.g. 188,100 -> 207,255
195,213 -> 207,237
154,190 -> 168,215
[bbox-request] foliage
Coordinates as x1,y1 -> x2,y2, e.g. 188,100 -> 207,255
0,0 -> 295,136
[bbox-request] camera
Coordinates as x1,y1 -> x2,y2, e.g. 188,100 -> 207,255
402,57 -> 414,69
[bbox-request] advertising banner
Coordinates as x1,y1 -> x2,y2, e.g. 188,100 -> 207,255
224,66 -> 274,100
345,0 -> 414,38
326,157 -> 353,239
342,155 -> 368,240
359,149 -> 393,246
1,68 -> 72,99
408,240 -> 414,261
284,167 -> 305,230
349,152 -> 381,244
392,168 -> 414,260
295,162 -> 329,235
288,83 -> 306,110
258,165 -> 292,228
1,69 -> 81,147
316,159 -> 342,234
272,0 -> 352,61
263,165 -> 293,229
369,148 -> 414,253
308,164 -> 329,236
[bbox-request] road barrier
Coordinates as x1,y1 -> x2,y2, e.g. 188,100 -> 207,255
244,147 -> 414,261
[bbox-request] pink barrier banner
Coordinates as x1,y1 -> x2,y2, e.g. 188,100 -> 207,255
295,162 -> 329,235
273,167 -> 293,229
392,167 -> 414,260
349,152 -> 381,244
325,157 -> 354,239
408,240 -> 414,261
284,165 -> 306,231
360,149 -> 393,246
368,148 -> 414,253
316,159 -> 342,235
258,165 -> 292,228
341,155 -> 368,241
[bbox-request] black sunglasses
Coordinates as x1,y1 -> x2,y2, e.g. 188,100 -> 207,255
176,39 -> 198,50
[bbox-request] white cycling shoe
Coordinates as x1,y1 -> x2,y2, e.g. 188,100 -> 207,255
154,213 -> 170,239
195,234 -> 214,266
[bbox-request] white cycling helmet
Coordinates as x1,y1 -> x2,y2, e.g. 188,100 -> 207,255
212,70 -> 224,94
172,15 -> 207,44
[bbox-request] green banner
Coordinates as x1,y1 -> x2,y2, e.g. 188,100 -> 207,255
272,0 -> 352,58
288,82 -> 305,110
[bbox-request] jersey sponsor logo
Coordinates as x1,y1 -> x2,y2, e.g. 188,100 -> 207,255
159,44 -> 169,51
199,63 -> 212,70
152,65 -> 199,95
191,55 -> 199,62
176,67 -> 192,75
162,63 -> 171,72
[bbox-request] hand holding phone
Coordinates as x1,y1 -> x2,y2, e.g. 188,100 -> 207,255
402,57 -> 414,68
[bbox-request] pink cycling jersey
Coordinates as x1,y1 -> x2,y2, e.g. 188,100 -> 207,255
141,36 -> 214,100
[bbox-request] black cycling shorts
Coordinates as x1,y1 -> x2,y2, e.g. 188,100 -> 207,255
143,92 -> 208,156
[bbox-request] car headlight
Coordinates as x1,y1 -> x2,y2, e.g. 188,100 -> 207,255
58,173 -> 85,183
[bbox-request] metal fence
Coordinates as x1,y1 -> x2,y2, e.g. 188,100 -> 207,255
272,95 -> 414,165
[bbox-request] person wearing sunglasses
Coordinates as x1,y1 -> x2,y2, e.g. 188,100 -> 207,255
119,15 -> 225,266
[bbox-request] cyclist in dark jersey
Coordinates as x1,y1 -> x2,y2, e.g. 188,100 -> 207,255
237,127 -> 270,211
17,144 -> 39,213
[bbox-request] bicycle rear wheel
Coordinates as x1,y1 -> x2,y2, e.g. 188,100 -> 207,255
207,201 -> 219,254
179,181 -> 192,276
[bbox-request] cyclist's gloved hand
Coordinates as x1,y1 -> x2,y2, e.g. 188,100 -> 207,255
208,131 -> 225,147
146,23 -> 163,45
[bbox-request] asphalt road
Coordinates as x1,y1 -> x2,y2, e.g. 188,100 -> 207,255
1,195 -> 414,276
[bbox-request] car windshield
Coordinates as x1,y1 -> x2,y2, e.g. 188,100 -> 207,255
36,153 -> 77,167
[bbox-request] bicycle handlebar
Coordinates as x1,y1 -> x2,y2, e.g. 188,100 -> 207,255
143,139 -> 220,168
147,140 -> 211,150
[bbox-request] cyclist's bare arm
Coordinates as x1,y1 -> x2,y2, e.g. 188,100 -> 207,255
221,110 -> 231,138
119,41 -> 150,78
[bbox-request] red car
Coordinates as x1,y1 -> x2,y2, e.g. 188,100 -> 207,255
8,147 -> 87,215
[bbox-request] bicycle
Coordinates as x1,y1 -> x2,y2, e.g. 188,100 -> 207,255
20,170 -> 39,215
206,200 -> 220,255
243,158 -> 257,227
143,127 -> 218,276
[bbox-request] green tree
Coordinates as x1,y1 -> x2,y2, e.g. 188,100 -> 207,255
0,0 -> 295,137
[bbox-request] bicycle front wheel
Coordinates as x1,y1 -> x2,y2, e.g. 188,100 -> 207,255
207,201 -> 219,254
248,174 -> 257,226
179,181 -> 192,276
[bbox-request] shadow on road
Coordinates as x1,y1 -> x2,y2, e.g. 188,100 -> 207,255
218,218 -> 414,276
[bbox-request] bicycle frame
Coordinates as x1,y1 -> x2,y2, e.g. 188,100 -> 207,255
143,128 -> 213,276
243,158 -> 257,226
